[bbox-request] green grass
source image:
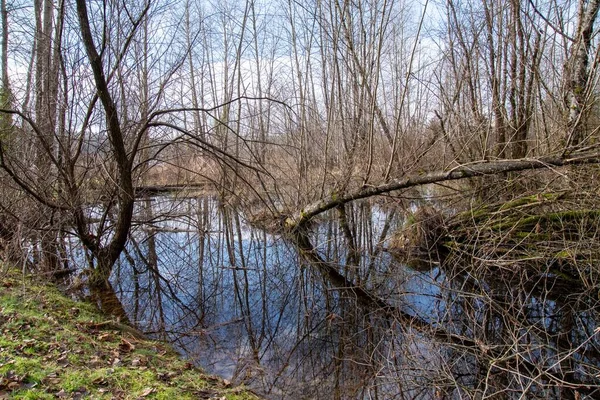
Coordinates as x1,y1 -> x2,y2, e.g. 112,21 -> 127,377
0,268 -> 260,399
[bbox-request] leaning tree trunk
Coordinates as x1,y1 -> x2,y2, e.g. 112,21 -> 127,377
75,0 -> 135,290
284,151 -> 600,230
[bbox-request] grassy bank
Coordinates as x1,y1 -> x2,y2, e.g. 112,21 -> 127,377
0,267 -> 260,399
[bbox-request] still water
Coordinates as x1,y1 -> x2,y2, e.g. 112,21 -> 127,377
100,195 -> 600,399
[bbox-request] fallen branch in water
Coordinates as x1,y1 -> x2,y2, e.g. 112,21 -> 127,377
285,151 -> 600,230
283,151 -> 600,395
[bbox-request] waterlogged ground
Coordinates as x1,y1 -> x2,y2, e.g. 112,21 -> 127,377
0,268 -> 260,399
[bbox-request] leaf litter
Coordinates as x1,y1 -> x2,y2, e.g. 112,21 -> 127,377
0,270 -> 260,399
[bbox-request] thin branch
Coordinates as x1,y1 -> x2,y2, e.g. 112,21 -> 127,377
286,152 -> 600,229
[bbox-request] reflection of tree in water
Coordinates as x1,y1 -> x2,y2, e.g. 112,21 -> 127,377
428,197 -> 600,399
436,256 -> 600,398
2,0 -> 600,397
109,196 -> 600,398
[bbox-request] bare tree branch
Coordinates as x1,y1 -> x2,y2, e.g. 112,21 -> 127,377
286,151 -> 600,229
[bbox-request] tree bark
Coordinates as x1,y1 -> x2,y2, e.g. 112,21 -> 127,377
285,151 -> 600,229
1,0 -> 8,93
565,0 -> 600,148
75,0 -> 135,286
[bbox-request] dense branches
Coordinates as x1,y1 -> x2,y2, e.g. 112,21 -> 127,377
1,0 -> 600,397
285,150 -> 600,229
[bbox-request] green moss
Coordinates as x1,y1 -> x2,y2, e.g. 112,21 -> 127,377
7,390 -> 54,400
497,195 -> 537,211
489,209 -> 600,232
555,250 -> 572,259
0,267 -> 260,399
437,191 -> 600,271
497,192 -> 563,211
513,231 -> 551,240
59,370 -> 94,392
0,358 -> 45,380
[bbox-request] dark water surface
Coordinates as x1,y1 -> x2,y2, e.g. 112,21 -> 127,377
97,196 -> 600,399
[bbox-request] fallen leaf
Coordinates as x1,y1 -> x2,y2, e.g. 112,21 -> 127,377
56,353 -> 69,366
44,372 -> 61,385
119,338 -> 135,353
157,372 -> 175,382
92,376 -> 108,386
72,386 -> 88,399
89,355 -> 102,367
138,387 -> 156,397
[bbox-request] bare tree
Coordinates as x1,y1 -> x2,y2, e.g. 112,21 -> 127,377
1,0 -> 600,397
564,0 -> 600,149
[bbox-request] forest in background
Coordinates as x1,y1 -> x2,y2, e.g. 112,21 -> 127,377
2,0 -> 600,398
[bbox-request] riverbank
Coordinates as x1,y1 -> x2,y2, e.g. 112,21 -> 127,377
0,266 -> 260,399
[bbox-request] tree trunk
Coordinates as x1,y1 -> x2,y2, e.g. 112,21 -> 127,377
565,0 -> 600,148
285,151 -> 600,229
75,0 -> 135,289
1,0 -> 8,93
